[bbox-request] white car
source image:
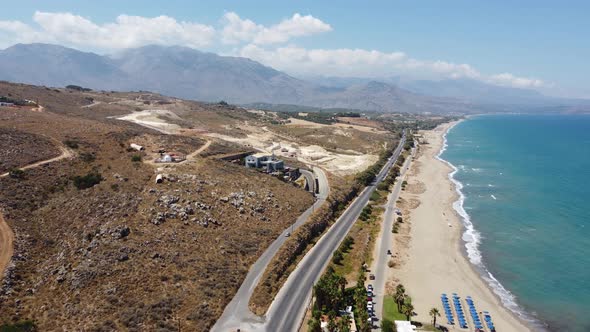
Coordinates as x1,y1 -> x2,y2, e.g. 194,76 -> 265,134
367,302 -> 373,309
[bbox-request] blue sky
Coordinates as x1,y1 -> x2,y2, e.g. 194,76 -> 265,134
1,0 -> 589,98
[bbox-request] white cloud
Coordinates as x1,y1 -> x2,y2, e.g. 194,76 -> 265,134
0,11 -> 547,91
0,11 -> 215,49
239,44 -> 547,89
254,13 -> 332,44
239,44 -> 481,79
240,44 -> 407,77
221,12 -> 262,44
0,19 -> 46,46
221,12 -> 331,45
488,73 -> 545,88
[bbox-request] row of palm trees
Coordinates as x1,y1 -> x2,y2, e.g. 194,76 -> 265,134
394,284 -> 441,326
393,284 -> 414,321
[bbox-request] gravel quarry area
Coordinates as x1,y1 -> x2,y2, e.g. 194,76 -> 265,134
208,130 -> 379,176
116,109 -> 183,134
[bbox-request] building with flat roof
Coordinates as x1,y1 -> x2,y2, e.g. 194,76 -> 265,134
394,321 -> 416,332
245,153 -> 284,171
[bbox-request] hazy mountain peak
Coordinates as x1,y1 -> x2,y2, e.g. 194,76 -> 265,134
0,43 -> 579,112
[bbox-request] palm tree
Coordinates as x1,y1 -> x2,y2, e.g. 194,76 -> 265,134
394,291 -> 406,312
402,302 -> 414,321
429,307 -> 441,326
338,315 -> 351,332
395,284 -> 405,295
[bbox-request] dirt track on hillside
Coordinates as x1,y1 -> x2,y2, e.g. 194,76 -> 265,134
0,145 -> 74,276
0,146 -> 74,178
185,139 -> 212,159
0,213 -> 14,278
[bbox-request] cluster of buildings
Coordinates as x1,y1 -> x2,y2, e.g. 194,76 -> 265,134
244,152 -> 303,181
245,153 -> 284,172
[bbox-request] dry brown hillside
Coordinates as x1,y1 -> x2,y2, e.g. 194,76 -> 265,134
0,83 -> 313,331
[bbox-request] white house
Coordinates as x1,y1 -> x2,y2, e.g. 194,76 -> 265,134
245,153 -> 284,171
161,154 -> 173,163
394,321 -> 416,332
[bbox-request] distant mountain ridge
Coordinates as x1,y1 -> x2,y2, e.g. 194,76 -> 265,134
0,43 -> 585,113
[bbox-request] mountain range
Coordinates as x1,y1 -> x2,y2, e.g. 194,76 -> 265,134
0,43 -> 586,113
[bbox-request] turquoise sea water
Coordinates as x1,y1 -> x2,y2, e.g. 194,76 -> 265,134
441,115 -> 590,332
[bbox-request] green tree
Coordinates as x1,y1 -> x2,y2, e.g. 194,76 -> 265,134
332,250 -> 344,265
394,292 -> 406,312
72,172 -> 103,190
394,284 -> 406,311
429,307 -> 440,326
338,315 -> 351,332
307,317 -> 321,332
381,319 -> 395,332
314,267 -> 346,313
402,302 -> 414,321
327,313 -> 338,332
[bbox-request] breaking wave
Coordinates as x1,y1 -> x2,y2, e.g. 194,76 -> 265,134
436,122 -> 545,330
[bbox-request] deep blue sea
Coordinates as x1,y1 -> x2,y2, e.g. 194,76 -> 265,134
441,114 -> 590,332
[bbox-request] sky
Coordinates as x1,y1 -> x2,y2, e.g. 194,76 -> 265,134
0,0 -> 588,98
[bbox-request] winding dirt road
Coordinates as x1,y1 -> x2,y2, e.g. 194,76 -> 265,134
184,139 -> 212,160
0,144 -> 74,277
0,146 -> 74,178
0,214 -> 14,278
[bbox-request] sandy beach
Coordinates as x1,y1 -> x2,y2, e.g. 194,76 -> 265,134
387,122 -> 531,332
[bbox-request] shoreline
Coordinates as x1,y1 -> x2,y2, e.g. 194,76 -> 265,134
388,121 -> 533,332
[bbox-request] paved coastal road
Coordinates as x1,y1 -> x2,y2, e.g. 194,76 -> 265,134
372,146 -> 415,330
264,132 -> 406,332
211,167 -> 329,332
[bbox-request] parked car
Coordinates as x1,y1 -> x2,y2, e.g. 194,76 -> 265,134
367,284 -> 373,290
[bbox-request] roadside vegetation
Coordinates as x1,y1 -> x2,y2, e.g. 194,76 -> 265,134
249,176 -> 362,315
382,115 -> 460,132
308,136 -> 417,331
249,135 -> 402,315
306,185 -> 391,331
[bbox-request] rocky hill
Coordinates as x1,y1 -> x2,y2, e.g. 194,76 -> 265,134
0,82 -> 315,331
